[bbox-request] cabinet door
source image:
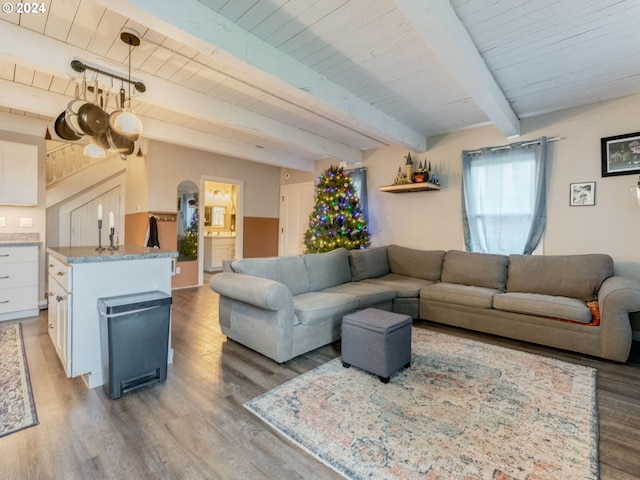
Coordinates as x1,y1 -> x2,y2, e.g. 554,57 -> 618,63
47,277 -> 71,377
0,141 -> 38,205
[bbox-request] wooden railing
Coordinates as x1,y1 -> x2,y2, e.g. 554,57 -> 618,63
45,143 -> 119,187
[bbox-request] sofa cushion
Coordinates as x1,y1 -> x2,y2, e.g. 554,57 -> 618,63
303,248 -> 352,291
363,273 -> 435,298
388,245 -> 445,281
420,283 -> 500,309
322,281 -> 396,309
348,246 -> 390,281
441,250 -> 509,291
293,292 -> 359,326
232,255 -> 309,296
507,254 -> 613,302
493,292 -> 592,323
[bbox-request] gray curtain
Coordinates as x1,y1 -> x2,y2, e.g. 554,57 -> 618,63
462,137 -> 547,255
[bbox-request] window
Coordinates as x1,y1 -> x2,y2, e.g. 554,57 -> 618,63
462,137 -> 548,255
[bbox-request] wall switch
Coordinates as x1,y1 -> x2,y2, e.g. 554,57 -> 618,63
0,217 -> 5,227
176,266 -> 181,274
20,217 -> 33,227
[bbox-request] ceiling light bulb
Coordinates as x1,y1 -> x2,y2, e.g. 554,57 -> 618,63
113,108 -> 143,135
84,140 -> 106,158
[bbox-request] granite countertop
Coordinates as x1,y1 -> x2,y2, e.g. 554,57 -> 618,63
47,245 -> 178,264
0,233 -> 42,247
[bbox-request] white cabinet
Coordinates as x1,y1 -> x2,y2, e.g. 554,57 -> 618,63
204,237 -> 236,271
0,141 -> 38,205
47,256 -> 71,376
0,245 -> 39,321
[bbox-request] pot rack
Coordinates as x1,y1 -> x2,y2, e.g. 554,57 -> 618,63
70,59 -> 146,93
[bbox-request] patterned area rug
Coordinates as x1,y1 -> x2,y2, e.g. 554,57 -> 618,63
0,323 -> 38,438
245,330 -> 598,479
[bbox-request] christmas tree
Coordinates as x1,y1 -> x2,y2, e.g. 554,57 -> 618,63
303,165 -> 371,253
179,200 -> 198,260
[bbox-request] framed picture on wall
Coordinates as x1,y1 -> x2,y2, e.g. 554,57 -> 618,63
570,182 -> 596,206
601,131 -> 640,177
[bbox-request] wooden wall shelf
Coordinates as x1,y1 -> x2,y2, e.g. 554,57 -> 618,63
379,182 -> 441,193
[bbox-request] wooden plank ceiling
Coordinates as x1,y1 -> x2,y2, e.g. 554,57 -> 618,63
0,0 -> 639,171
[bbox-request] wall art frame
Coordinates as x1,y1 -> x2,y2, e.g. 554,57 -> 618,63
570,181 -> 596,206
601,131 -> 640,177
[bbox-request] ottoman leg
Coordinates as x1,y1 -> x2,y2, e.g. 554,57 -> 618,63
404,361 -> 411,369
379,376 -> 390,384
342,361 -> 351,368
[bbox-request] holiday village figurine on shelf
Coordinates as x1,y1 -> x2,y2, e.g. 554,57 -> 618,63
393,166 -> 405,185
404,152 -> 414,183
412,161 -> 425,183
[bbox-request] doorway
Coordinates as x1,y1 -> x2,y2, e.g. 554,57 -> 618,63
199,176 -> 243,283
174,180 -> 199,288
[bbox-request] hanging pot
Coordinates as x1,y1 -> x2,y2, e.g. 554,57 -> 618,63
54,111 -> 82,141
106,126 -> 135,154
65,80 -> 87,136
108,87 -> 126,130
94,130 -> 111,150
77,79 -> 108,136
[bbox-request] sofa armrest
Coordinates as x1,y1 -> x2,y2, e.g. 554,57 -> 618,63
210,273 -> 292,311
597,276 -> 640,361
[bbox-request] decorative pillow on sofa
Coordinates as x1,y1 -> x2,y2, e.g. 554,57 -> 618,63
303,247 -> 352,291
441,250 -> 509,291
507,254 -> 613,302
387,245 -> 445,281
348,246 -> 390,281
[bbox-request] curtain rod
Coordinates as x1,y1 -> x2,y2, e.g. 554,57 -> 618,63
465,137 -> 561,155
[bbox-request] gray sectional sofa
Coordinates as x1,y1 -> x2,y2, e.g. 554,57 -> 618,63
209,245 -> 640,363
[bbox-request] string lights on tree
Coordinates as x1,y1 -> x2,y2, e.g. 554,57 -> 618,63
303,165 -> 371,253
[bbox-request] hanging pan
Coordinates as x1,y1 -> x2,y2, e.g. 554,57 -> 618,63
77,78 -> 108,136
54,111 -> 82,141
65,79 -> 87,136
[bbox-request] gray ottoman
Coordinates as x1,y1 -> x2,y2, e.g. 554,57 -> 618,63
341,308 -> 412,383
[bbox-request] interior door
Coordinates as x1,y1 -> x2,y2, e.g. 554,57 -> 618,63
70,186 -> 121,247
279,182 -> 314,256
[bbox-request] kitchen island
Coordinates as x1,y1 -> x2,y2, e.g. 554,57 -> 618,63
47,245 -> 177,389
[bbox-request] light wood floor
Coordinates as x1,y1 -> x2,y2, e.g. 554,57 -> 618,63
1,277 -> 640,479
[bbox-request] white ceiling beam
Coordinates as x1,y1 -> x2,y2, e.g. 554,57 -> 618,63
0,21 -> 360,164
0,111 -> 49,138
91,0 -> 428,151
141,117 -> 315,171
393,0 -> 520,137
0,79 -> 313,170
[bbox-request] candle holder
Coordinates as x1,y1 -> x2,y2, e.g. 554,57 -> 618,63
95,219 -> 105,251
108,227 -> 119,251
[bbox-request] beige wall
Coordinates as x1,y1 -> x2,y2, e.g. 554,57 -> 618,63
136,140 -> 281,217
365,94 -> 640,264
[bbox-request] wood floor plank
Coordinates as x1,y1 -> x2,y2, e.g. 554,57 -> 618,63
0,277 -> 638,479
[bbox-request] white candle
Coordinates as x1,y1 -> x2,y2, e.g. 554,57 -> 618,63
97,204 -> 103,221
109,211 -> 114,229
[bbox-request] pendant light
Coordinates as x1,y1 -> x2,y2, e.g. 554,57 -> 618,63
84,139 -> 106,158
113,29 -> 143,135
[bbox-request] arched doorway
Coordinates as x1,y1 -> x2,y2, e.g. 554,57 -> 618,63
174,180 -> 199,288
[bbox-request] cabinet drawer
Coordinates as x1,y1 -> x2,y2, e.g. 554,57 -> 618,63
0,286 -> 38,313
0,246 -> 38,264
48,255 -> 71,291
0,261 -> 38,289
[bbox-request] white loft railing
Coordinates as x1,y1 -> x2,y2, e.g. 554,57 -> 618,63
46,143 -> 119,187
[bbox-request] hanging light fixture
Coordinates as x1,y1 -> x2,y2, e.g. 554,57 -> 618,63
113,29 -> 143,135
84,139 -> 106,158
